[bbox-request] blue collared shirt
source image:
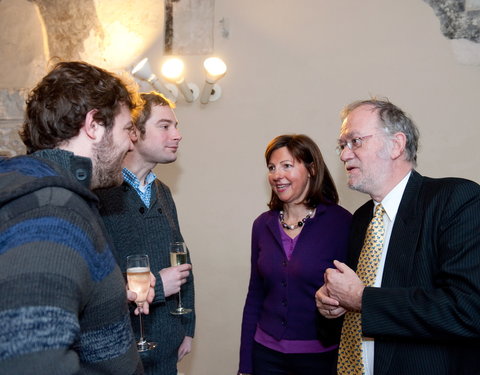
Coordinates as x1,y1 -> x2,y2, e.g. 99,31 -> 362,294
122,167 -> 157,207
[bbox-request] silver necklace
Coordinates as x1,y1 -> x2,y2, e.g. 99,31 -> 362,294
279,209 -> 313,230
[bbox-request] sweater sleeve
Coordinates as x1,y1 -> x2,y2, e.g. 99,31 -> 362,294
238,217 -> 266,374
0,187 -> 140,375
180,245 -> 195,338
152,277 -> 167,303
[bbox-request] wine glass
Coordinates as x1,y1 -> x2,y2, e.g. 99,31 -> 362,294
126,254 -> 157,352
169,242 -> 192,315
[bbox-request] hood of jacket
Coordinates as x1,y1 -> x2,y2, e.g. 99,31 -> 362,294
0,149 -> 98,208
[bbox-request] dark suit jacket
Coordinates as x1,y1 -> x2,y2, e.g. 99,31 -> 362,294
348,170 -> 480,375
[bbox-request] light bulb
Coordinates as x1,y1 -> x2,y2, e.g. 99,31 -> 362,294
161,58 -> 185,82
203,57 -> 227,81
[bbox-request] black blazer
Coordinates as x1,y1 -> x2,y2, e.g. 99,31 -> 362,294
348,170 -> 480,375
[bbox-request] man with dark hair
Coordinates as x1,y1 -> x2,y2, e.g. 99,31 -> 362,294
316,99 -> 480,375
0,61 -> 150,374
97,91 -> 195,375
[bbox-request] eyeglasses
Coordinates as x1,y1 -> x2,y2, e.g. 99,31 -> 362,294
336,134 -> 374,155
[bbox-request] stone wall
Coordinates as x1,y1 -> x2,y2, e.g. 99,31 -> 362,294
424,0 -> 480,64
0,0 -> 166,156
424,0 -> 480,41
0,89 -> 27,156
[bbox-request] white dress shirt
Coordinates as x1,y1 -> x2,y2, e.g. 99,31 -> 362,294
363,171 -> 411,375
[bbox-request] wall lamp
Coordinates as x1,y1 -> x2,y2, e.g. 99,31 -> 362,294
131,57 -> 178,102
161,57 -> 199,103
131,57 -> 227,104
200,57 -> 227,104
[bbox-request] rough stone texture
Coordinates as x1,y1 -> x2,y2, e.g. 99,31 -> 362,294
0,0 -> 166,83
28,0 -> 165,70
466,0 -> 480,11
423,0 -> 480,42
0,89 -> 27,156
30,0 -> 102,62
0,0 -> 166,156
166,0 -> 214,55
0,89 -> 26,120
81,0 -> 165,69
0,120 -> 27,156
423,0 -> 480,65
0,0 -> 47,89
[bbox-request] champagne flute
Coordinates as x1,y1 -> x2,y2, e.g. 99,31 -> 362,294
169,242 -> 192,315
126,254 -> 157,352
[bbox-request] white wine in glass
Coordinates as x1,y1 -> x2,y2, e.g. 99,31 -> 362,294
169,242 -> 192,315
126,254 -> 157,352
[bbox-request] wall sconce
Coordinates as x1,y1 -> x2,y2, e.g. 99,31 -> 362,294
131,56 -> 227,105
131,57 -> 178,102
161,57 -> 199,103
200,57 -> 227,104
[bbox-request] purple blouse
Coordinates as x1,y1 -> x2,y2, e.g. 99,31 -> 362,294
279,221 -> 300,261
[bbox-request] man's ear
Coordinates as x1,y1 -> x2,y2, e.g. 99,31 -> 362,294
129,128 -> 139,143
83,109 -> 103,140
391,132 -> 407,160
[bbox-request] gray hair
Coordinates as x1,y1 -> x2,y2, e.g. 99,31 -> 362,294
341,98 -> 420,166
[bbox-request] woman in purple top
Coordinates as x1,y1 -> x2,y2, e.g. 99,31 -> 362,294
238,134 -> 352,375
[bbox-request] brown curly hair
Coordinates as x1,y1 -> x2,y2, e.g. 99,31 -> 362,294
20,61 -> 141,153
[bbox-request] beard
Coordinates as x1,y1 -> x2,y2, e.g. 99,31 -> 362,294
348,178 -> 364,192
348,175 -> 375,195
90,129 -> 126,190
347,144 -> 392,196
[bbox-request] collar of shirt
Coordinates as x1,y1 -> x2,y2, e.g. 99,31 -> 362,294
374,170 -> 412,223
122,167 -> 157,207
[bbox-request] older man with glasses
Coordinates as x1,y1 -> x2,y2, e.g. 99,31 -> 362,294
315,98 -> 480,375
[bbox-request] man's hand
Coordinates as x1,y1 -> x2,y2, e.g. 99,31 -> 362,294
177,336 -> 193,362
127,272 -> 156,315
323,260 -> 365,312
159,264 -> 192,297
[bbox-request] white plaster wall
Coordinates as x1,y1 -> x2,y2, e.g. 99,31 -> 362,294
1,0 -> 479,374
151,1 -> 479,374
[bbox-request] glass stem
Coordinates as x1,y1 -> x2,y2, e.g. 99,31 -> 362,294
178,290 -> 183,309
138,310 -> 146,343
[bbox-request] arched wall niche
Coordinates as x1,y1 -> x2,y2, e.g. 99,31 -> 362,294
0,0 -> 166,156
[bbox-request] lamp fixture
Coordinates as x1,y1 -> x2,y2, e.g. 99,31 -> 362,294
131,56 -> 227,105
131,57 -> 178,102
200,57 -> 227,104
160,57 -> 199,103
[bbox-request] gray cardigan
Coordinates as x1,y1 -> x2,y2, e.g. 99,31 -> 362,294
97,179 -> 195,375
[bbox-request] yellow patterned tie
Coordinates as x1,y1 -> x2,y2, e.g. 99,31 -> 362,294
337,204 -> 386,375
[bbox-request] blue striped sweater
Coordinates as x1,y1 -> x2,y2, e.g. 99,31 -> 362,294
0,150 -> 142,374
